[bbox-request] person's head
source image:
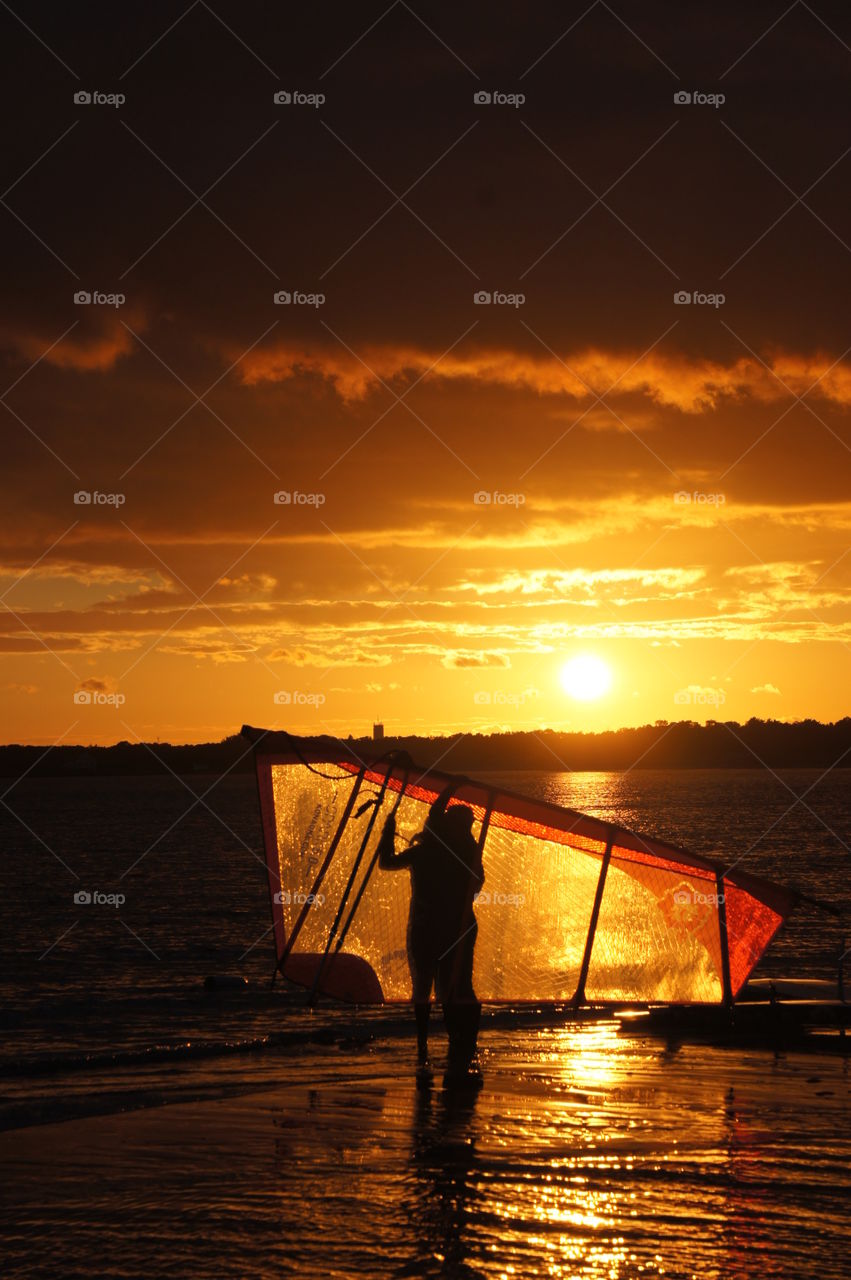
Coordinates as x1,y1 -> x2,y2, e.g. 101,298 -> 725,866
442,804 -> 475,839
412,796 -> 475,849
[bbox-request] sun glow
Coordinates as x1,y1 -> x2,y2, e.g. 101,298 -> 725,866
560,655 -> 613,702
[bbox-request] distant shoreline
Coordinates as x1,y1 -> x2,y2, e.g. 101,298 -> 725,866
1,718 -> 849,776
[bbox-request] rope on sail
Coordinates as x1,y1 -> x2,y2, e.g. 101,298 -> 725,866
332,763 -> 412,957
307,755 -> 406,1004
278,765 -> 366,970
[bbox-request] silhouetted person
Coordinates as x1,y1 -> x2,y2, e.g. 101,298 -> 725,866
378,794 -> 484,1088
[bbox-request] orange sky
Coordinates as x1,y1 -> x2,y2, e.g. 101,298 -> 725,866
2,3 -> 850,744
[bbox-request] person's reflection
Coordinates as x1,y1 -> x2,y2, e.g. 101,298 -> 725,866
718,1083 -> 771,1279
397,1087 -> 483,1278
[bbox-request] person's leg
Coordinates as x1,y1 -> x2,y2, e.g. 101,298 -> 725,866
459,928 -> 481,1059
409,921 -> 436,1067
414,1000 -> 430,1062
441,927 -> 481,1080
438,952 -> 466,1075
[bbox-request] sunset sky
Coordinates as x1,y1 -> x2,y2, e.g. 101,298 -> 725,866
2,2 -> 850,743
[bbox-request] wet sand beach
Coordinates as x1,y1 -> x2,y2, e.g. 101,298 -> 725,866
3,1022 -> 850,1280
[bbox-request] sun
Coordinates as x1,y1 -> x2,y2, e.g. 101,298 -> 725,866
560,654 -> 613,702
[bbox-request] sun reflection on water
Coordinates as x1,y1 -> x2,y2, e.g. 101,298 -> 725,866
396,1019 -> 841,1279
399,1023 -> 680,1279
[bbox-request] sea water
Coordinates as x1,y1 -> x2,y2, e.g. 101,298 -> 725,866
1,768 -> 848,1077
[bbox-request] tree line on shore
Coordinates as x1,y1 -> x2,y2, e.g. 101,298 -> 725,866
1,718 -> 850,776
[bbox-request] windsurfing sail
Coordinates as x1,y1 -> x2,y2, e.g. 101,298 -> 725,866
243,727 -> 797,1006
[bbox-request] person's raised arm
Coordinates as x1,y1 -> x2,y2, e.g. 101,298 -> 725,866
377,813 -> 415,870
468,833 -> 485,891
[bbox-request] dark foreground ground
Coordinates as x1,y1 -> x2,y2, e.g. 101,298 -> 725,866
2,1022 -> 850,1280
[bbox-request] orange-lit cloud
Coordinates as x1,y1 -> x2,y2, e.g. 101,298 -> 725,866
441,650 -> 511,669
236,342 -> 851,413
0,311 -> 145,373
267,645 -> 393,667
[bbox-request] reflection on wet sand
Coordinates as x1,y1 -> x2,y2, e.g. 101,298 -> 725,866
1,1025 -> 849,1279
404,1087 -> 483,1278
